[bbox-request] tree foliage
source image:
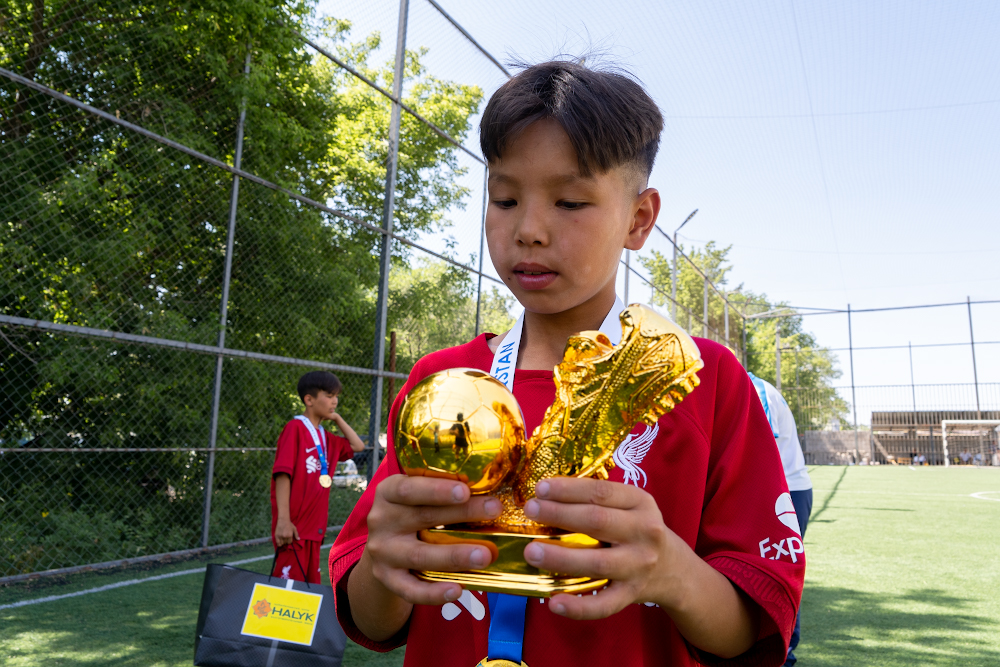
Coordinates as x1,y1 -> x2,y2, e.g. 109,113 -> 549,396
640,243 -> 848,430
389,259 -> 514,371
0,0 -> 483,573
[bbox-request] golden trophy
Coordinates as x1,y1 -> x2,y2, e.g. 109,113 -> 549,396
394,305 -> 703,597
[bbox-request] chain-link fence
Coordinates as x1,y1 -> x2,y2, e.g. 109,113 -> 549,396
1,0 -> 750,579
744,299 -> 1000,466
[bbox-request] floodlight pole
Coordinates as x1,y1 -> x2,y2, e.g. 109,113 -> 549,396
367,0 -> 409,481
672,209 -> 697,321
703,277 -> 708,338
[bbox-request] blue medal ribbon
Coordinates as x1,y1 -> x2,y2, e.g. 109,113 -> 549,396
315,427 -> 328,476
294,415 -> 330,477
487,593 -> 528,663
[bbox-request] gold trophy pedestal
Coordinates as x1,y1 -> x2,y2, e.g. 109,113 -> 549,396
415,527 -> 608,597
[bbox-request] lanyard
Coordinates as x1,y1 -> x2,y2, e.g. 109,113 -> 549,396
294,415 -> 329,476
489,296 -> 625,392
484,295 -> 625,663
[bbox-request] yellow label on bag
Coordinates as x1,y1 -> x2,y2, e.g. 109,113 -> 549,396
240,582 -> 324,646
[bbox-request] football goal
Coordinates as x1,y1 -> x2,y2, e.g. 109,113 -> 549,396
941,420 -> 1000,467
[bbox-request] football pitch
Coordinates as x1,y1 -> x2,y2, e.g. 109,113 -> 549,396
2,466 -> 998,666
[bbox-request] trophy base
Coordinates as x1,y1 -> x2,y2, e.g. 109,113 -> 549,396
416,526 -> 608,597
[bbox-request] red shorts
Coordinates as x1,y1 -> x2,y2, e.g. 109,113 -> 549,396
272,540 -> 323,584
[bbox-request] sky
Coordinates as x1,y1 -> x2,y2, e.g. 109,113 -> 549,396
317,0 -> 1000,415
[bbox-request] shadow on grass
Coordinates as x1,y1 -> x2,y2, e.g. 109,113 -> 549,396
810,466 -> 848,524
802,584 -> 1000,666
0,565 -> 404,667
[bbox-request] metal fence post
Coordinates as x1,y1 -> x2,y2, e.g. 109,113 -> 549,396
741,313 -> 748,368
847,304 -> 859,462
201,51 -> 251,548
966,296 -> 981,420
724,297 -> 729,347
367,0 -> 409,481
475,164 -> 488,336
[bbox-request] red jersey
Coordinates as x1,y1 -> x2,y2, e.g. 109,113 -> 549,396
330,335 -> 804,666
271,418 -> 355,544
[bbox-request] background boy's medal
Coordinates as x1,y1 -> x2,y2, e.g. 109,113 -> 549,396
394,303 -> 704,597
294,416 -> 332,489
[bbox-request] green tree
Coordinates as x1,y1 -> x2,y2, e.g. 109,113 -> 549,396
640,243 -> 847,431
389,259 -> 514,371
0,0 -> 483,572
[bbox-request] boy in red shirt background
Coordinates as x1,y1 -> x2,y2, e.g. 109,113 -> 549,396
330,61 -> 805,665
271,371 -> 365,583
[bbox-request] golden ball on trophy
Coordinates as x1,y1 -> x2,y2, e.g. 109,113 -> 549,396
394,368 -> 525,494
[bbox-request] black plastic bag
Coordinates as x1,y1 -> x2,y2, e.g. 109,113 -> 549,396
194,559 -> 346,667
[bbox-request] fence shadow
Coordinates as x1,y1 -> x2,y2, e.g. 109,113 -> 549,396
809,465 -> 848,523
802,584 -> 1000,666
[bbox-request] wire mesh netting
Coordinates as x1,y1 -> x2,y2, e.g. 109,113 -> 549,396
2,0 -> 758,579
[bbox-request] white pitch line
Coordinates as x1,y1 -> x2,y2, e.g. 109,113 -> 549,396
0,545 -> 333,611
970,491 -> 1000,503
811,489 -> 976,498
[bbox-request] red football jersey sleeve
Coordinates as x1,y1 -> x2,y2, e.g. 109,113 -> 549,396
272,421 -> 299,478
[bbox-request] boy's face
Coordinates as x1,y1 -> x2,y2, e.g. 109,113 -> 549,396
485,118 -> 660,317
304,390 -> 339,419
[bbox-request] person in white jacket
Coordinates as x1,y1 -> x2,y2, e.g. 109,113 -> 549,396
748,372 -> 812,667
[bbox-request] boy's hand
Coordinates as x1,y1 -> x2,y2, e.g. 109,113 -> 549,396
274,517 -> 300,547
363,475 -> 502,605
521,477 -> 693,619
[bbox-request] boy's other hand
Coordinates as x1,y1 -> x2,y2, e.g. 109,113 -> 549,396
362,475 -> 502,606
274,517 -> 300,547
520,477 -> 693,619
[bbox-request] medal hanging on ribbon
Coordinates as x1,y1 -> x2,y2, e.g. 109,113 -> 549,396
294,416 -> 333,488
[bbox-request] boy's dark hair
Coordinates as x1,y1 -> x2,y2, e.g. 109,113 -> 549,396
480,60 -> 663,183
297,371 -> 342,401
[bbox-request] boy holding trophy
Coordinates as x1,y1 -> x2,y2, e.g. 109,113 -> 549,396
330,61 -> 804,665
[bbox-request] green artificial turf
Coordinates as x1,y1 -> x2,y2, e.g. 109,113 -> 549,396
0,542 -> 405,666
1,466 -> 997,666
800,465 -> 1000,666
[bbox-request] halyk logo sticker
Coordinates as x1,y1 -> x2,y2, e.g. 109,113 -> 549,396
252,598 -> 271,619
612,423 -> 659,487
241,583 -> 323,646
